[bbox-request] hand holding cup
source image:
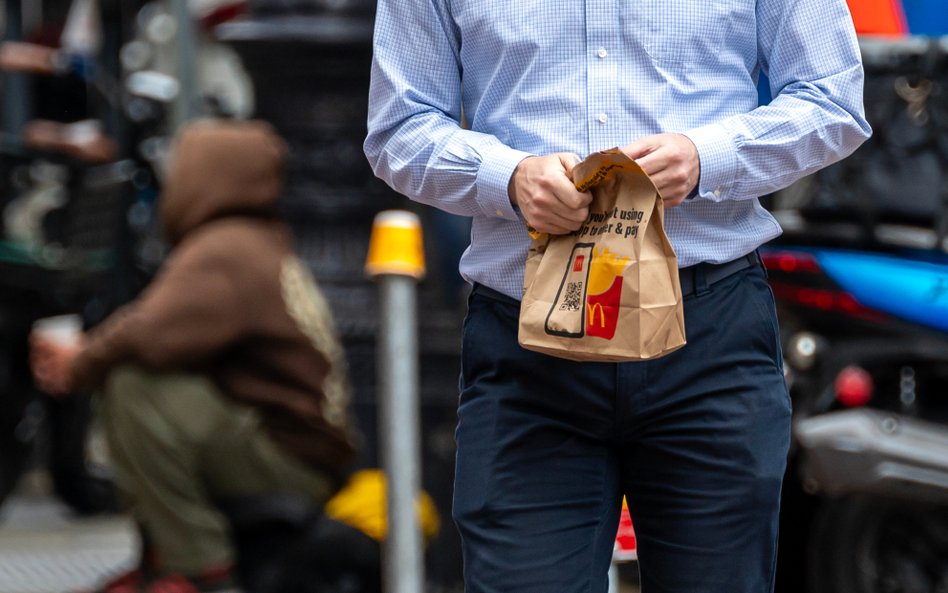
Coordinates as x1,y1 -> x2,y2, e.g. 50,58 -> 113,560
29,315 -> 84,396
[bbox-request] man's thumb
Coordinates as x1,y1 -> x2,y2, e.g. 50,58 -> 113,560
558,152 -> 582,179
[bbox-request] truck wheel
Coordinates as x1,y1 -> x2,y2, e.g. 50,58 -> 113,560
806,495 -> 948,593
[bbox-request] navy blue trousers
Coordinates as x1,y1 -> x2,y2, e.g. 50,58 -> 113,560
453,263 -> 791,593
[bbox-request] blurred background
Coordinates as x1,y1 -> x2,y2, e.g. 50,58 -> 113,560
0,1 -> 946,593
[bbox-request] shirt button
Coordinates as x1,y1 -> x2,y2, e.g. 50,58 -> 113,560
713,188 -> 722,198
597,47 -> 608,58
597,113 -> 608,124
495,209 -> 505,217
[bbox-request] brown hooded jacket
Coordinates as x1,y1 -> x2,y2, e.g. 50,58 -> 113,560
71,119 -> 357,477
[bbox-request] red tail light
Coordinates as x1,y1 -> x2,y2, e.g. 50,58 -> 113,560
762,250 -> 888,322
761,251 -> 822,274
834,365 -> 874,407
198,2 -> 248,31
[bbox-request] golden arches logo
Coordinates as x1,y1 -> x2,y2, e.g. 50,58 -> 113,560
584,247 -> 631,340
586,301 -> 606,328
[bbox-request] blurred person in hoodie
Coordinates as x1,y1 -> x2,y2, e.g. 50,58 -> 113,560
30,119 -> 357,593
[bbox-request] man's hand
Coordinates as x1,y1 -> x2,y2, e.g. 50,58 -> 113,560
621,133 -> 700,208
508,153 -> 593,235
29,333 -> 83,396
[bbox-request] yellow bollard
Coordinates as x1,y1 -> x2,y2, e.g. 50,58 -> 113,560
365,209 -> 426,593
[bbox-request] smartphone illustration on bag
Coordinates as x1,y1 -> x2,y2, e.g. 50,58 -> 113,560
544,243 -> 594,338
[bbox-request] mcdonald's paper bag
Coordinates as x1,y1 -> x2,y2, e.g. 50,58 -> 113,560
518,148 -> 686,362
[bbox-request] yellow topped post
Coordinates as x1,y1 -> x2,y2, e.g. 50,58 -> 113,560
365,209 -> 426,593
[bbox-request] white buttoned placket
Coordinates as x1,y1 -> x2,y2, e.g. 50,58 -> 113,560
585,0 -> 621,155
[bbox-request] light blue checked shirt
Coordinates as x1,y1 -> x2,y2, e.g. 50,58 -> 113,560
364,0 -> 871,301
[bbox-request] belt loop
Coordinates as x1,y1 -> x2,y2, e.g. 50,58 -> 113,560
695,263 -> 711,296
754,250 -> 768,279
678,266 -> 693,297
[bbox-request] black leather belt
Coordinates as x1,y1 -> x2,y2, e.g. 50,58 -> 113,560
471,283 -> 520,306
472,251 -> 761,305
678,251 -> 760,296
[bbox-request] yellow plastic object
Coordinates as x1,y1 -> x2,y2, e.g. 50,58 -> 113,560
526,225 -> 546,241
324,469 -> 441,545
365,210 -> 426,279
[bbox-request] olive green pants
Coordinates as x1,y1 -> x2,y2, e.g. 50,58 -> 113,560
99,365 -> 334,574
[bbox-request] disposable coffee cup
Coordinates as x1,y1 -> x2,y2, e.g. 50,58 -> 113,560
32,314 -> 83,346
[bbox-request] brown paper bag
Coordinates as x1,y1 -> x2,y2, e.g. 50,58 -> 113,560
518,148 -> 686,361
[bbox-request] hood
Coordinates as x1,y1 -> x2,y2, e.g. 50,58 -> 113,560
160,119 -> 288,242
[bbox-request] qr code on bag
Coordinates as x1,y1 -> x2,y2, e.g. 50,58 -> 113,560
560,282 -> 583,312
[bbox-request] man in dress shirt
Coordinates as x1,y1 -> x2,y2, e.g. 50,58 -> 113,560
364,2 -> 870,591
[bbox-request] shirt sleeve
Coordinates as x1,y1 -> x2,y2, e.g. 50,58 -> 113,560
682,0 -> 872,203
363,0 -> 529,221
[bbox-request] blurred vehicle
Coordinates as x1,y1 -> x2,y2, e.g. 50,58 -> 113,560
765,243 -> 948,593
767,35 -> 948,593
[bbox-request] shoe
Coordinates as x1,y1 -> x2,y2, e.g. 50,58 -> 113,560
81,524 -> 155,593
83,564 -> 239,593
82,567 -> 144,593
141,566 -> 241,593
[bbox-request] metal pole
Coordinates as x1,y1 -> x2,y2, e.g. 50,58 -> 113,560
170,0 -> 198,128
98,0 -> 128,151
608,562 -> 620,593
1,0 -> 30,136
378,274 -> 425,593
366,210 -> 426,593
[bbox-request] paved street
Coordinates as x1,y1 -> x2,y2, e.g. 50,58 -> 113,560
0,472 -> 639,593
0,473 -> 137,593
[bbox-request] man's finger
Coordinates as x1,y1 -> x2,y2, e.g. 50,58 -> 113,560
553,186 -> 593,211
531,220 -> 575,235
531,202 -> 589,232
634,150 -> 669,178
558,152 -> 582,173
546,208 -> 587,229
622,137 -> 658,160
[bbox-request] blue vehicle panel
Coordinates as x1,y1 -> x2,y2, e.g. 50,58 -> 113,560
817,249 -> 948,333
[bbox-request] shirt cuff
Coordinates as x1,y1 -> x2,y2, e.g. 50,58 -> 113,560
474,142 -> 534,220
682,123 -> 738,202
